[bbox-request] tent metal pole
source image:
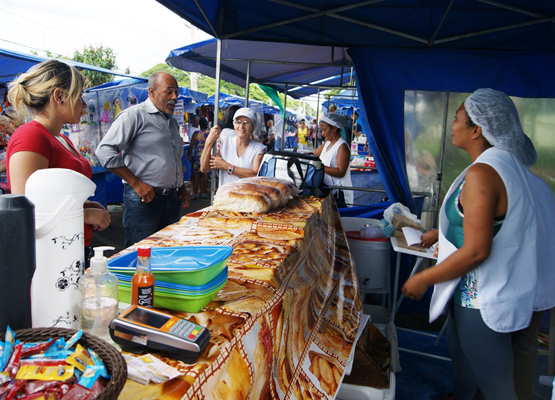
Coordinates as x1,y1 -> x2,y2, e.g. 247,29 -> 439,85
429,0 -> 454,45
226,0 -> 385,39
96,91 -> 101,139
245,61 -> 251,107
281,84 -> 288,151
193,0 -> 217,37
316,88 -> 320,125
434,18 -> 550,45
475,0 -> 546,18
210,39 -> 222,201
434,92 -> 449,228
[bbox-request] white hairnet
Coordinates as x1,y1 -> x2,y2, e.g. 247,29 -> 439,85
320,113 -> 348,129
464,88 -> 537,167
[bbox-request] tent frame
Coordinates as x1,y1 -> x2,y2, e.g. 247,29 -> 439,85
192,40 -> 390,205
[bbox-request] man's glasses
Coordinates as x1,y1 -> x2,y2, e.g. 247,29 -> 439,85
234,120 -> 252,127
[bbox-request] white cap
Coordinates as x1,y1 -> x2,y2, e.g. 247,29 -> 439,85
233,107 -> 258,128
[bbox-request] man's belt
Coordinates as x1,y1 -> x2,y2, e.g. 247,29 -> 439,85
153,187 -> 178,195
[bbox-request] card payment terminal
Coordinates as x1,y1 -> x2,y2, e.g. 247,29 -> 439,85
109,305 -> 210,363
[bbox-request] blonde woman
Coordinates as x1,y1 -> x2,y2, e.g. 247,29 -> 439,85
7,60 -> 110,264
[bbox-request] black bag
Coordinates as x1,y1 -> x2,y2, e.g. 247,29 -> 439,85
258,150 -> 328,197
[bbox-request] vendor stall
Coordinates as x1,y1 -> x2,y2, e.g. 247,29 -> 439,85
111,195 -> 382,400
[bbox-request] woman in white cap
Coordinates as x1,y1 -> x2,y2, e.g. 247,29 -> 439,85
402,89 -> 555,400
200,107 -> 266,187
312,113 -> 353,207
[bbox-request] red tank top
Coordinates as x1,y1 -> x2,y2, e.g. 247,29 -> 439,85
7,121 -> 94,246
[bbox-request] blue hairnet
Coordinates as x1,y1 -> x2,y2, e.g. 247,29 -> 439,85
464,88 -> 537,167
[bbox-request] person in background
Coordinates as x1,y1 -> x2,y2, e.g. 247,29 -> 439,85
96,71 -> 190,248
263,118 -> 275,151
4,108 -> 25,129
350,111 -> 364,137
314,118 -> 324,148
402,89 -> 555,400
328,104 -> 338,113
309,118 -> 317,148
343,111 -> 364,147
218,105 -> 241,137
188,118 -> 210,199
200,107 -> 266,187
6,60 -> 110,265
187,115 -> 200,143
312,113 -> 353,207
294,119 -> 309,150
0,113 -> 17,193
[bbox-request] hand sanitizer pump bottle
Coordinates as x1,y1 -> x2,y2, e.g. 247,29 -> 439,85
79,246 -> 119,343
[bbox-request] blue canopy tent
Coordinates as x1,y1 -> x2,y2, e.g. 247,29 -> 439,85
157,0 -> 555,212
205,92 -> 281,114
166,38 -> 354,99
85,79 -> 208,105
180,87 -> 209,104
322,89 -> 359,114
0,48 -> 141,84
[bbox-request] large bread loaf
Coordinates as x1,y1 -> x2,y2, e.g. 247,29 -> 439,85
213,190 -> 272,213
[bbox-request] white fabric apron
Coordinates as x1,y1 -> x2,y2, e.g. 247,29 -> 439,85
430,147 -> 555,332
320,138 -> 354,206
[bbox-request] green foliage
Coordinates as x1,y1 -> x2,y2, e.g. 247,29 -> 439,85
72,45 -> 117,87
141,64 -> 191,87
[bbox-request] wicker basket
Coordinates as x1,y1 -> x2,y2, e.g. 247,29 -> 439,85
1,327 -> 127,400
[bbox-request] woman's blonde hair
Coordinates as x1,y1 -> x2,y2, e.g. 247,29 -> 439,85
8,60 -> 88,115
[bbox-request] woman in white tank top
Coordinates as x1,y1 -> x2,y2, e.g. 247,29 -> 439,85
312,113 -> 353,207
200,107 -> 266,187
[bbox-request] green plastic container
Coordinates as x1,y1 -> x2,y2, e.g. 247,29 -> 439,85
117,268 -> 228,313
108,246 -> 233,286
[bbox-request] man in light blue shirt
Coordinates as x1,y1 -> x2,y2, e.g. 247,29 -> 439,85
96,72 -> 190,247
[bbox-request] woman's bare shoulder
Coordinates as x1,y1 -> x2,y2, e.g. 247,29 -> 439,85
465,162 -> 504,192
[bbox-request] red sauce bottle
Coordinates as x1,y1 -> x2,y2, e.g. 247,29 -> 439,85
131,247 -> 155,308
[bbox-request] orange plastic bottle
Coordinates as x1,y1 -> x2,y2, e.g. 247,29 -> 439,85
131,247 -> 155,308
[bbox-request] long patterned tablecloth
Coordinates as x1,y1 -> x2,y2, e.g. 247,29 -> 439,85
117,195 -> 362,400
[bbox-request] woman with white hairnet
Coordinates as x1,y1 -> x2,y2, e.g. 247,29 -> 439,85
200,107 -> 266,187
312,113 -> 353,207
402,89 -> 555,400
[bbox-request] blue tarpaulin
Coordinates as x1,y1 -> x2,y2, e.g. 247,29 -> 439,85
0,48 -> 143,84
166,38 -> 353,99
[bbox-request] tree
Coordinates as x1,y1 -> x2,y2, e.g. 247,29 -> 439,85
141,64 -> 191,87
73,45 -> 117,87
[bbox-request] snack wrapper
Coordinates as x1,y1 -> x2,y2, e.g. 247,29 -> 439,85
62,331 -> 83,351
1,326 -> 15,371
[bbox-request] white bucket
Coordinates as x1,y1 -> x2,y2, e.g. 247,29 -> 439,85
345,231 -> 390,290
341,217 -> 381,232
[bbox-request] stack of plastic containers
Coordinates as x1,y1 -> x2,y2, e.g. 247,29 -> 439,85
107,246 -> 232,312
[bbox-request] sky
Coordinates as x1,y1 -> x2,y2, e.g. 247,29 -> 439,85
0,0 -> 324,110
1,0 -> 213,76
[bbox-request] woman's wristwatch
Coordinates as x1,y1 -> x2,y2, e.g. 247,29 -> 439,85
227,165 -> 234,175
